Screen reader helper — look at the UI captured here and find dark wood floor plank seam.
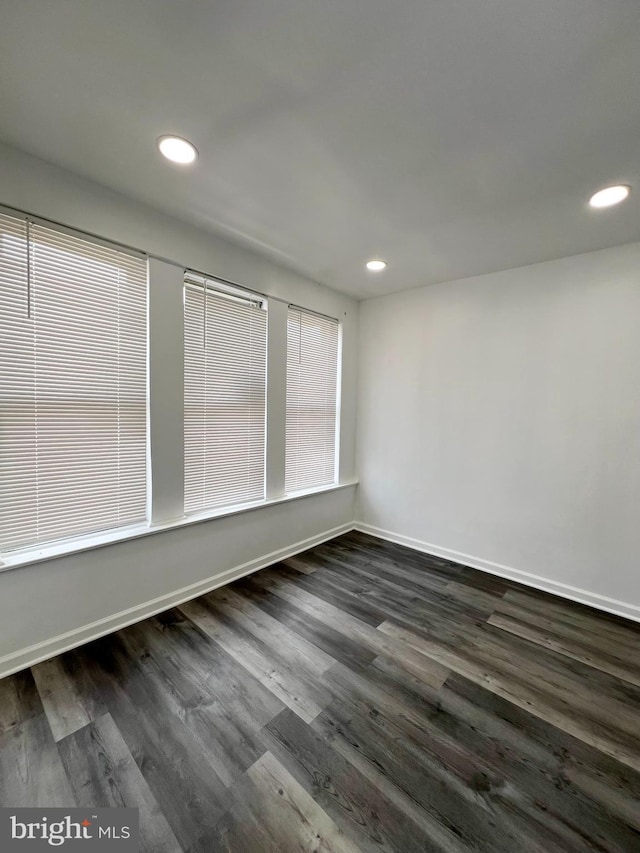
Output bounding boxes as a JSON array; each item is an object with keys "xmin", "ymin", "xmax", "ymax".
[
  {"xmin": 199, "ymin": 584, "xmax": 337, "ymax": 676},
  {"xmin": 311, "ymin": 557, "xmax": 497, "ymax": 627},
  {"xmin": 0, "ymin": 713, "xmax": 76, "ymax": 808},
  {"xmin": 57, "ymin": 712, "xmax": 182, "ymax": 853},
  {"xmin": 239, "ymin": 577, "xmax": 379, "ymax": 672},
  {"xmin": 261, "ymin": 707, "xmax": 453, "ymax": 853},
  {"xmin": 0, "ymin": 668, "xmax": 46, "ymax": 737},
  {"xmin": 72, "ymin": 636, "xmax": 232, "ymax": 850},
  {"xmin": 32, "ymin": 656, "xmax": 103, "ymax": 742},
  {"xmin": 249, "ymin": 569, "xmax": 450, "ymax": 688},
  {"xmin": 179, "ymin": 597, "xmax": 334, "ymax": 723},
  {"xmin": 378, "ymin": 618, "xmax": 640, "ymax": 772},
  {"xmin": 488, "ymin": 610, "xmax": 640, "ymax": 688},
  {"xmin": 319, "ymin": 658, "xmax": 640, "ymax": 851}
]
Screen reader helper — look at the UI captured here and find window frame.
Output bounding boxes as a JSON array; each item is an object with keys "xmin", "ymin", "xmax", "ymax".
[{"xmin": 0, "ymin": 206, "xmax": 351, "ymax": 570}]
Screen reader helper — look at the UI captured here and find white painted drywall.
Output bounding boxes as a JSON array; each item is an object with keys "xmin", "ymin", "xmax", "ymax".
[
  {"xmin": 357, "ymin": 242, "xmax": 640, "ymax": 612},
  {"xmin": 148, "ymin": 258, "xmax": 185, "ymax": 522},
  {"xmin": 265, "ymin": 300, "xmax": 289, "ymax": 499},
  {"xmin": 0, "ymin": 142, "xmax": 358, "ymax": 665}
]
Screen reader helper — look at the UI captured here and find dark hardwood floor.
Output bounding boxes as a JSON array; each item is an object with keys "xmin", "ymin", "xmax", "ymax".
[{"xmin": 1, "ymin": 531, "xmax": 639, "ymax": 851}]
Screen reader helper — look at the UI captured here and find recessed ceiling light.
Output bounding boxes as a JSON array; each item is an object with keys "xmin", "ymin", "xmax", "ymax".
[
  {"xmin": 366, "ymin": 259, "xmax": 387, "ymax": 272},
  {"xmin": 588, "ymin": 184, "xmax": 630, "ymax": 209},
  {"xmin": 157, "ymin": 135, "xmax": 198, "ymax": 165}
]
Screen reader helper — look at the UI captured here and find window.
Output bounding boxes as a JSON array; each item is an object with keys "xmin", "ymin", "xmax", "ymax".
[
  {"xmin": 0, "ymin": 206, "xmax": 346, "ymax": 565},
  {"xmin": 285, "ymin": 307, "xmax": 339, "ymax": 492},
  {"xmin": 0, "ymin": 213, "xmax": 147, "ymax": 553},
  {"xmin": 184, "ymin": 275, "xmax": 267, "ymax": 513}
]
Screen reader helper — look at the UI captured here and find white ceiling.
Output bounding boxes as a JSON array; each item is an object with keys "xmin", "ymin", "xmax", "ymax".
[{"xmin": 1, "ymin": 0, "xmax": 639, "ymax": 299}]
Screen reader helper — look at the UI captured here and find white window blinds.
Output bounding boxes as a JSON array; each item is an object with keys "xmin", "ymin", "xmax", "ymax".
[
  {"xmin": 184, "ymin": 276, "xmax": 267, "ymax": 513},
  {"xmin": 0, "ymin": 213, "xmax": 147, "ymax": 554},
  {"xmin": 285, "ymin": 307, "xmax": 339, "ymax": 493}
]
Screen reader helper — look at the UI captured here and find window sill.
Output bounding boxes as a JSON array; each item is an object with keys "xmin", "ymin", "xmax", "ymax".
[{"xmin": 0, "ymin": 480, "xmax": 359, "ymax": 574}]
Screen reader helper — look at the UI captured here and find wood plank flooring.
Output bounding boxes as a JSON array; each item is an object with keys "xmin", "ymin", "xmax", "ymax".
[{"xmin": 1, "ymin": 530, "xmax": 639, "ymax": 851}]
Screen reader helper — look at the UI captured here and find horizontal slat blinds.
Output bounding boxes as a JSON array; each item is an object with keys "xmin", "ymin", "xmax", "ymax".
[
  {"xmin": 0, "ymin": 213, "xmax": 147, "ymax": 553},
  {"xmin": 285, "ymin": 307, "xmax": 339, "ymax": 493},
  {"xmin": 184, "ymin": 278, "xmax": 267, "ymax": 513}
]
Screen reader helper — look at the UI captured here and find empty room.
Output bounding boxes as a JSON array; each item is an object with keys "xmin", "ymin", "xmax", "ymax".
[{"xmin": 0, "ymin": 1, "xmax": 639, "ymax": 851}]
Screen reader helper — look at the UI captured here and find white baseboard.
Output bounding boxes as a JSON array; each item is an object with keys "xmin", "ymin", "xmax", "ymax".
[
  {"xmin": 0, "ymin": 522, "xmax": 355, "ymax": 679},
  {"xmin": 354, "ymin": 522, "xmax": 640, "ymax": 624}
]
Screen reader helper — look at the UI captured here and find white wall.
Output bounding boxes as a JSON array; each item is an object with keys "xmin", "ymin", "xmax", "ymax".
[
  {"xmin": 0, "ymin": 142, "xmax": 358, "ymax": 671},
  {"xmin": 357, "ymin": 242, "xmax": 640, "ymax": 619}
]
